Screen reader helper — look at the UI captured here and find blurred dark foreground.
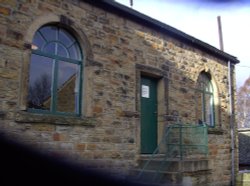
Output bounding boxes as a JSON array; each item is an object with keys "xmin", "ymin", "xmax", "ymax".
[{"xmin": 0, "ymin": 134, "xmax": 143, "ymax": 186}]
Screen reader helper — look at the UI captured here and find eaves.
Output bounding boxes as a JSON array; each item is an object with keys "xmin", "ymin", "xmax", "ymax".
[{"xmin": 82, "ymin": 0, "xmax": 240, "ymax": 64}]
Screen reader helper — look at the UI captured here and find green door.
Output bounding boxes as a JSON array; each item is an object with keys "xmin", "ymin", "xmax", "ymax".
[{"xmin": 141, "ymin": 76, "xmax": 157, "ymax": 154}]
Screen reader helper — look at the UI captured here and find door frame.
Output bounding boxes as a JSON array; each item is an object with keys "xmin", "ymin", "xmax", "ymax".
[
  {"xmin": 136, "ymin": 66, "xmax": 168, "ymax": 155},
  {"xmin": 140, "ymin": 76, "xmax": 158, "ymax": 154}
]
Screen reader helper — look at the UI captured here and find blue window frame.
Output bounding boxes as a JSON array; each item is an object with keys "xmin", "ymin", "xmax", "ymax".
[{"xmin": 28, "ymin": 25, "xmax": 83, "ymax": 116}]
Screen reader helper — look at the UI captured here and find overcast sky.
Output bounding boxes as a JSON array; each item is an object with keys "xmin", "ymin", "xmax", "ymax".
[{"xmin": 116, "ymin": 0, "xmax": 250, "ymax": 88}]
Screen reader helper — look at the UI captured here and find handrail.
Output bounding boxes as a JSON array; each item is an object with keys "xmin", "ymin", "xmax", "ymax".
[
  {"xmin": 136, "ymin": 124, "xmax": 174, "ymax": 179},
  {"xmin": 136, "ymin": 123, "xmax": 208, "ymax": 184},
  {"xmin": 166, "ymin": 124, "xmax": 208, "ymax": 160}
]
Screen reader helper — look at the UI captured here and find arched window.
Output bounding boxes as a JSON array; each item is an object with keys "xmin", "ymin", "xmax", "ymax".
[
  {"xmin": 196, "ymin": 72, "xmax": 215, "ymax": 127},
  {"xmin": 27, "ymin": 25, "xmax": 83, "ymax": 116}
]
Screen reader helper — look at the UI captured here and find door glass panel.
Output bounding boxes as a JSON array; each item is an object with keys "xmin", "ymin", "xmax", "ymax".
[
  {"xmin": 56, "ymin": 61, "xmax": 79, "ymax": 113},
  {"xmin": 28, "ymin": 54, "xmax": 53, "ymax": 110}
]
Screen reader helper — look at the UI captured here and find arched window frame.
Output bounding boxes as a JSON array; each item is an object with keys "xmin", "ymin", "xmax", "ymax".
[
  {"xmin": 196, "ymin": 72, "xmax": 215, "ymax": 127},
  {"xmin": 27, "ymin": 25, "xmax": 83, "ymax": 116}
]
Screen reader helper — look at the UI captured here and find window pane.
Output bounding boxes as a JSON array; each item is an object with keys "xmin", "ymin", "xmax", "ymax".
[
  {"xmin": 196, "ymin": 91, "xmax": 203, "ymax": 124},
  {"xmin": 59, "ymin": 29, "xmax": 75, "ymax": 47},
  {"xmin": 44, "ymin": 42, "xmax": 56, "ymax": 55},
  {"xmin": 29, "ymin": 26, "xmax": 82, "ymax": 115},
  {"xmin": 196, "ymin": 72, "xmax": 215, "ymax": 127},
  {"xmin": 33, "ymin": 32, "xmax": 45, "ymax": 50},
  {"xmin": 40, "ymin": 26, "xmax": 57, "ymax": 42},
  {"xmin": 69, "ymin": 43, "xmax": 81, "ymax": 60},
  {"xmin": 205, "ymin": 83, "xmax": 211, "ymax": 92},
  {"xmin": 56, "ymin": 61, "xmax": 80, "ymax": 113},
  {"xmin": 57, "ymin": 43, "xmax": 69, "ymax": 58},
  {"xmin": 28, "ymin": 54, "xmax": 53, "ymax": 110},
  {"xmin": 205, "ymin": 94, "xmax": 213, "ymax": 126}
]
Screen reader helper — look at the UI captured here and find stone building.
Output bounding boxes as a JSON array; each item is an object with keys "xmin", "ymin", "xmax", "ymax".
[{"xmin": 0, "ymin": 0, "xmax": 239, "ymax": 185}]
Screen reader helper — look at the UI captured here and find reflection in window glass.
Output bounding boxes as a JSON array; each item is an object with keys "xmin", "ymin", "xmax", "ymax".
[
  {"xmin": 57, "ymin": 61, "xmax": 79, "ymax": 113},
  {"xmin": 33, "ymin": 32, "xmax": 45, "ymax": 50},
  {"xmin": 29, "ymin": 25, "xmax": 82, "ymax": 115},
  {"xmin": 40, "ymin": 26, "xmax": 57, "ymax": 42},
  {"xmin": 196, "ymin": 92, "xmax": 203, "ymax": 124},
  {"xmin": 205, "ymin": 94, "xmax": 211, "ymax": 124},
  {"xmin": 69, "ymin": 43, "xmax": 81, "ymax": 60},
  {"xmin": 43, "ymin": 42, "xmax": 56, "ymax": 55},
  {"xmin": 28, "ymin": 54, "xmax": 53, "ymax": 110},
  {"xmin": 196, "ymin": 73, "xmax": 215, "ymax": 127},
  {"xmin": 59, "ymin": 29, "xmax": 75, "ymax": 47},
  {"xmin": 57, "ymin": 44, "xmax": 69, "ymax": 58}
]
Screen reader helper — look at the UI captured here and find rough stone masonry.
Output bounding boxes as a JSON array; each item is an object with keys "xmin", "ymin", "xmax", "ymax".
[{"xmin": 0, "ymin": 0, "xmax": 239, "ymax": 185}]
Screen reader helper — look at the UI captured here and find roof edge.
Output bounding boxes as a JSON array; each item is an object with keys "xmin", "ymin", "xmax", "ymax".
[{"xmin": 82, "ymin": 0, "xmax": 240, "ymax": 64}]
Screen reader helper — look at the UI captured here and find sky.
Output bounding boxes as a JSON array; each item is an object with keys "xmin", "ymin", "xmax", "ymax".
[{"xmin": 115, "ymin": 0, "xmax": 250, "ymax": 88}]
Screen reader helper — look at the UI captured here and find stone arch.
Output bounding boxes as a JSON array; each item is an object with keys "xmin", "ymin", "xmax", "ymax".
[
  {"xmin": 20, "ymin": 14, "xmax": 94, "ymax": 116},
  {"xmin": 195, "ymin": 69, "xmax": 221, "ymax": 127},
  {"xmin": 24, "ymin": 14, "xmax": 93, "ymax": 61}
]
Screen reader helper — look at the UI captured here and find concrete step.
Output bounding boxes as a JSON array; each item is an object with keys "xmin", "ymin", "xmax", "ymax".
[
  {"xmin": 138, "ymin": 158, "xmax": 210, "ymax": 172},
  {"xmin": 128, "ymin": 168, "xmax": 182, "ymax": 185},
  {"xmin": 126, "ymin": 157, "xmax": 211, "ymax": 185}
]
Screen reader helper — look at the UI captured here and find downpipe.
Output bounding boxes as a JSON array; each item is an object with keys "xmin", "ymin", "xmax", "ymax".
[{"xmin": 228, "ymin": 61, "xmax": 235, "ymax": 186}]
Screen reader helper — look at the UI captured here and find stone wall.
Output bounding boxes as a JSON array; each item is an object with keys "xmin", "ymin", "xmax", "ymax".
[{"xmin": 0, "ymin": 0, "xmax": 238, "ymax": 185}]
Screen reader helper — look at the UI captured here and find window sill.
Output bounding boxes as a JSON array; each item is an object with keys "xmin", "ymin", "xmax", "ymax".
[
  {"xmin": 15, "ymin": 111, "xmax": 96, "ymax": 127},
  {"xmin": 208, "ymin": 127, "xmax": 224, "ymax": 135}
]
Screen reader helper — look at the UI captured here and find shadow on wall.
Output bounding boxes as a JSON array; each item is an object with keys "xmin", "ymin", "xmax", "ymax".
[{"xmin": 0, "ymin": 134, "xmax": 145, "ymax": 186}]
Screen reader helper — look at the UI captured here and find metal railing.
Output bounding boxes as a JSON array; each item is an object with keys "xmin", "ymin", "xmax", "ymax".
[
  {"xmin": 166, "ymin": 124, "xmax": 208, "ymax": 160},
  {"xmin": 136, "ymin": 123, "xmax": 208, "ymax": 184}
]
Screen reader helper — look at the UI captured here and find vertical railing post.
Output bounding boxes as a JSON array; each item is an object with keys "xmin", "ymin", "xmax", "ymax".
[
  {"xmin": 204, "ymin": 124, "xmax": 208, "ymax": 157},
  {"xmin": 179, "ymin": 125, "xmax": 183, "ymax": 160}
]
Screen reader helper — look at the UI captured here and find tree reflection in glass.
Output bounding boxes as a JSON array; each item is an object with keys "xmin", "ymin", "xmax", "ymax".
[
  {"xmin": 57, "ymin": 61, "xmax": 80, "ymax": 113},
  {"xmin": 28, "ymin": 25, "xmax": 82, "ymax": 115},
  {"xmin": 195, "ymin": 72, "xmax": 214, "ymax": 127},
  {"xmin": 28, "ymin": 55, "xmax": 52, "ymax": 110}
]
